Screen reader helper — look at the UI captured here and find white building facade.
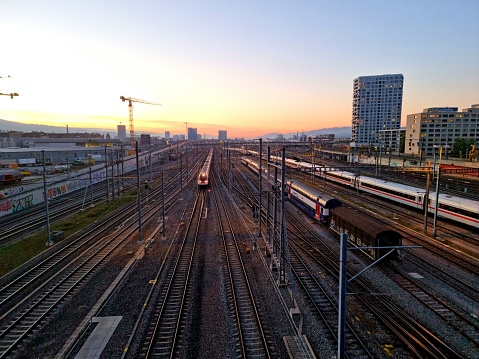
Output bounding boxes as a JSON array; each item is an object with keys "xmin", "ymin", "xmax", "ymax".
[{"xmin": 405, "ymin": 104, "xmax": 479, "ymax": 157}]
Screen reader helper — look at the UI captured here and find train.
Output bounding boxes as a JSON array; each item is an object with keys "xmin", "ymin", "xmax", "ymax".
[
  {"xmin": 318, "ymin": 170, "xmax": 479, "ymax": 228},
  {"xmin": 240, "ymin": 157, "xmax": 262, "ymax": 174},
  {"xmin": 243, "ymin": 150, "xmax": 479, "ymax": 229},
  {"xmin": 198, "ymin": 149, "xmax": 213, "ymax": 186},
  {"xmin": 0, "ymin": 169, "xmax": 23, "ymax": 185},
  {"xmin": 240, "ymin": 157, "xmax": 401, "ymax": 261},
  {"xmin": 285, "ymin": 179, "xmax": 342, "ymax": 224},
  {"xmin": 329, "ymin": 205, "xmax": 403, "ymax": 261}
]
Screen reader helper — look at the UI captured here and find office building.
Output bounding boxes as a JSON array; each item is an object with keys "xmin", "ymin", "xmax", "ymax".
[
  {"xmin": 351, "ymin": 74, "xmax": 404, "ymax": 149},
  {"xmin": 379, "ymin": 129, "xmax": 405, "ymax": 155},
  {"xmin": 218, "ymin": 130, "xmax": 227, "ymax": 140},
  {"xmin": 188, "ymin": 128, "xmax": 198, "ymax": 141},
  {"xmin": 165, "ymin": 131, "xmax": 170, "ymax": 140},
  {"xmin": 117, "ymin": 124, "xmax": 127, "ymax": 142},
  {"xmin": 404, "ymin": 104, "xmax": 479, "ymax": 157}
]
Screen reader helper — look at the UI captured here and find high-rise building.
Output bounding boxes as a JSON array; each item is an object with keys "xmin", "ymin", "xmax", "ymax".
[
  {"xmin": 218, "ymin": 130, "xmax": 227, "ymax": 140},
  {"xmin": 117, "ymin": 124, "xmax": 127, "ymax": 142},
  {"xmin": 165, "ymin": 131, "xmax": 170, "ymax": 140},
  {"xmin": 188, "ymin": 128, "xmax": 198, "ymax": 141},
  {"xmin": 351, "ymin": 74, "xmax": 404, "ymax": 149}
]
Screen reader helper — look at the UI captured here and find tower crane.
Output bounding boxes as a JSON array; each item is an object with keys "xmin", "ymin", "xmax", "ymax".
[
  {"xmin": 0, "ymin": 75, "xmax": 18, "ymax": 98},
  {"xmin": 120, "ymin": 96, "xmax": 161, "ymax": 147}
]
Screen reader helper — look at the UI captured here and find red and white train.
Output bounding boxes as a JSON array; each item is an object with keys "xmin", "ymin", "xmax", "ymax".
[
  {"xmin": 198, "ymin": 149, "xmax": 213, "ymax": 186},
  {"xmin": 243, "ymin": 150, "xmax": 479, "ymax": 228}
]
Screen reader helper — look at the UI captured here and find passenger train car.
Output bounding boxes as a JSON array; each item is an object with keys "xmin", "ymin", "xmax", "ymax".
[
  {"xmin": 248, "ymin": 151, "xmax": 479, "ymax": 229},
  {"xmin": 241, "ymin": 157, "xmax": 261, "ymax": 174},
  {"xmin": 317, "ymin": 170, "xmax": 479, "ymax": 228},
  {"xmin": 240, "ymin": 155, "xmax": 401, "ymax": 261},
  {"xmin": 198, "ymin": 149, "xmax": 213, "ymax": 186},
  {"xmin": 285, "ymin": 179, "xmax": 342, "ymax": 224}
]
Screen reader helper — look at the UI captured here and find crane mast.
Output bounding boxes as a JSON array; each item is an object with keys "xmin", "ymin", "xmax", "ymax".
[{"xmin": 120, "ymin": 96, "xmax": 161, "ymax": 148}]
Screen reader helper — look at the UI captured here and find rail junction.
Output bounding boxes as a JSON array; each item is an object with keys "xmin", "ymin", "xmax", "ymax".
[{"xmin": 0, "ymin": 143, "xmax": 478, "ymax": 359}]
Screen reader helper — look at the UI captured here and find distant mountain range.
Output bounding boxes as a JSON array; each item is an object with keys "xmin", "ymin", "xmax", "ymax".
[
  {"xmin": 0, "ymin": 118, "xmax": 352, "ymax": 139},
  {"xmin": 258, "ymin": 127, "xmax": 351, "ymax": 140},
  {"xmin": 0, "ymin": 119, "xmax": 113, "ymax": 136}
]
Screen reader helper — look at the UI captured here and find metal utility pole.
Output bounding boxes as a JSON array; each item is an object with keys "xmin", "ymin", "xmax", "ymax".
[
  {"xmin": 258, "ymin": 138, "xmax": 262, "ymax": 238},
  {"xmin": 148, "ymin": 143, "xmax": 152, "ymax": 205},
  {"xmin": 111, "ymin": 149, "xmax": 116, "ymax": 200},
  {"xmin": 89, "ymin": 166, "xmax": 94, "ymax": 206},
  {"xmin": 104, "ymin": 146, "xmax": 110, "ymax": 202},
  {"xmin": 42, "ymin": 150, "xmax": 52, "ymax": 246},
  {"xmin": 162, "ymin": 170, "xmax": 166, "ymax": 239},
  {"xmin": 116, "ymin": 149, "xmax": 121, "ymax": 197},
  {"xmin": 273, "ymin": 165, "xmax": 278, "ymax": 257},
  {"xmin": 338, "ymin": 233, "xmax": 347, "ymax": 359},
  {"xmin": 279, "ymin": 148, "xmax": 288, "ymax": 285},
  {"xmin": 432, "ymin": 167, "xmax": 441, "ymax": 237},
  {"xmin": 180, "ymin": 147, "xmax": 183, "ymax": 192},
  {"xmin": 135, "ymin": 141, "xmax": 143, "ymax": 243},
  {"xmin": 311, "ymin": 144, "xmax": 315, "ymax": 183},
  {"xmin": 424, "ymin": 172, "xmax": 431, "ymax": 233}
]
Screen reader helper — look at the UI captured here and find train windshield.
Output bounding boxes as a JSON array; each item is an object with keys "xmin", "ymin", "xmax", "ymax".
[{"xmin": 199, "ymin": 173, "xmax": 207, "ymax": 180}]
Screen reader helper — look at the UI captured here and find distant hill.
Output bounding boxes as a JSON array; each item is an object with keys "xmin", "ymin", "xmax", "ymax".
[
  {"xmin": 0, "ymin": 119, "xmax": 63, "ymax": 133},
  {"xmin": 258, "ymin": 126, "xmax": 351, "ymax": 140},
  {"xmin": 0, "ymin": 118, "xmax": 352, "ymax": 140},
  {"xmin": 0, "ymin": 118, "xmax": 112, "ymax": 136}
]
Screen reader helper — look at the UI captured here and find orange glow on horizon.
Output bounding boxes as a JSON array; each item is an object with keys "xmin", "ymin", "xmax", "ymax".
[{"xmin": 1, "ymin": 108, "xmax": 350, "ymax": 139}]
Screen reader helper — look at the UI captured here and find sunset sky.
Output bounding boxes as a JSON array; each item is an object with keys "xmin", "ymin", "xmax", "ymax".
[{"xmin": 1, "ymin": 1, "xmax": 478, "ymax": 138}]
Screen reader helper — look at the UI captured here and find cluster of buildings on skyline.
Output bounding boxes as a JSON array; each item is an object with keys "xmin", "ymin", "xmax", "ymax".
[
  {"xmin": 1, "ymin": 73, "xmax": 477, "ymax": 160},
  {"xmin": 350, "ymin": 73, "xmax": 478, "ymax": 158},
  {"xmin": 116, "ymin": 125, "xmax": 228, "ymax": 143}
]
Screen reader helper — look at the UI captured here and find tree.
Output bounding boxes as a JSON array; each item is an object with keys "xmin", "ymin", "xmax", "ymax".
[{"xmin": 452, "ymin": 138, "xmax": 475, "ymax": 158}]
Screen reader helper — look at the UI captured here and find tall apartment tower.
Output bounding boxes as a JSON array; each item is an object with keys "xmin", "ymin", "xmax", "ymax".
[
  {"xmin": 188, "ymin": 127, "xmax": 198, "ymax": 141},
  {"xmin": 351, "ymin": 74, "xmax": 404, "ymax": 149},
  {"xmin": 117, "ymin": 124, "xmax": 127, "ymax": 142},
  {"xmin": 218, "ymin": 130, "xmax": 227, "ymax": 140}
]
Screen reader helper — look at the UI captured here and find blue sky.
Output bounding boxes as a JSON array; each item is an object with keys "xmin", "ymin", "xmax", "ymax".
[{"xmin": 1, "ymin": 0, "xmax": 478, "ymax": 138}]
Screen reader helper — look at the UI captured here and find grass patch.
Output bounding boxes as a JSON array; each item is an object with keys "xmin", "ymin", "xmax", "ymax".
[{"xmin": 0, "ymin": 191, "xmax": 136, "ymax": 278}]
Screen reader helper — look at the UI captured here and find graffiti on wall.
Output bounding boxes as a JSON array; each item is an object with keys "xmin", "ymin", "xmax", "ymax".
[
  {"xmin": 0, "ymin": 193, "xmax": 35, "ymax": 214},
  {"xmin": 47, "ymin": 179, "xmax": 90, "ymax": 199}
]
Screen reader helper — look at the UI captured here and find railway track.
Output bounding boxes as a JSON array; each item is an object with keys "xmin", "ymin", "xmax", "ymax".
[
  {"xmin": 286, "ymin": 207, "xmax": 465, "ymax": 358},
  {"xmin": 381, "ymin": 265, "xmax": 479, "ymax": 346},
  {"xmin": 212, "ymin": 174, "xmax": 271, "ymax": 358},
  {"xmin": 0, "ymin": 160, "xmax": 202, "ymax": 358},
  {"xmin": 296, "ymin": 173, "xmax": 479, "ymax": 300},
  {"xmin": 140, "ymin": 191, "xmax": 204, "ymax": 358},
  {"xmin": 0, "ymin": 211, "xmax": 138, "ymax": 358},
  {"xmin": 0, "ymin": 162, "xmax": 184, "ymax": 246},
  {"xmin": 235, "ymin": 160, "xmax": 468, "ymax": 357}
]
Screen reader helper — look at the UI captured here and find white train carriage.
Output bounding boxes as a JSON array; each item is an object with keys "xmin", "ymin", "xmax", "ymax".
[
  {"xmin": 357, "ymin": 176, "xmax": 425, "ymax": 208},
  {"xmin": 297, "ymin": 161, "xmax": 324, "ymax": 173},
  {"xmin": 198, "ymin": 149, "xmax": 213, "ymax": 186},
  {"xmin": 241, "ymin": 157, "xmax": 261, "ymax": 174},
  {"xmin": 428, "ymin": 193, "xmax": 479, "ymax": 228},
  {"xmin": 316, "ymin": 169, "xmax": 479, "ymax": 228}
]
